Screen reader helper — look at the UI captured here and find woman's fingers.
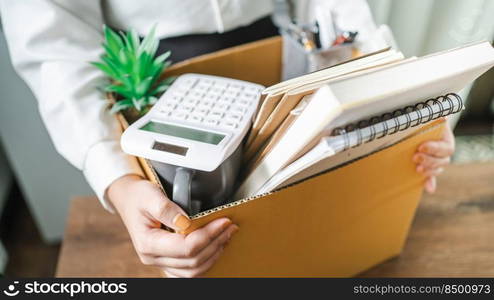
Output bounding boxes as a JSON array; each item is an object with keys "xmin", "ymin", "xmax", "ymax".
[
  {"xmin": 163, "ymin": 247, "xmax": 225, "ymax": 278},
  {"xmin": 421, "ymin": 167, "xmax": 444, "ymax": 178},
  {"xmin": 417, "ymin": 124, "xmax": 455, "ymax": 159},
  {"xmin": 418, "ymin": 140, "xmax": 454, "ymax": 158},
  {"xmin": 424, "ymin": 176, "xmax": 437, "ymax": 194},
  {"xmin": 414, "ymin": 153, "xmax": 450, "ymax": 171},
  {"xmin": 146, "ymin": 191, "xmax": 191, "ymax": 232},
  {"xmin": 141, "ymin": 228, "xmax": 187, "ymax": 258},
  {"xmin": 183, "ymin": 218, "xmax": 233, "ymax": 257},
  {"xmin": 163, "ymin": 270, "xmax": 179, "ymax": 278},
  {"xmin": 153, "ymin": 224, "xmax": 238, "ymax": 269},
  {"xmin": 141, "ymin": 217, "xmax": 233, "ymax": 259}
]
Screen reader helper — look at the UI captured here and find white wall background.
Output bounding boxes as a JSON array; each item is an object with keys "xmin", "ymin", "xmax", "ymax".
[
  {"xmin": 367, "ymin": 0, "xmax": 494, "ymax": 127},
  {"xmin": 368, "ymin": 0, "xmax": 494, "ymax": 56}
]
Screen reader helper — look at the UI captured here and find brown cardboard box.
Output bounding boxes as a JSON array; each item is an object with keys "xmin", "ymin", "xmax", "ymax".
[{"xmin": 114, "ymin": 36, "xmax": 445, "ymax": 277}]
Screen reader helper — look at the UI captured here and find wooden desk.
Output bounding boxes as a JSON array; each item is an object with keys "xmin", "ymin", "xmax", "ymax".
[{"xmin": 56, "ymin": 162, "xmax": 494, "ymax": 277}]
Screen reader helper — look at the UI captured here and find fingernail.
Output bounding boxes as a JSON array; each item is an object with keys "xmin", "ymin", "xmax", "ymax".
[
  {"xmin": 431, "ymin": 178, "xmax": 437, "ymax": 191},
  {"xmin": 413, "ymin": 154, "xmax": 422, "ymax": 163},
  {"xmin": 420, "ymin": 145, "xmax": 429, "ymax": 153},
  {"xmin": 173, "ymin": 214, "xmax": 191, "ymax": 231},
  {"xmin": 222, "ymin": 219, "xmax": 233, "ymax": 229},
  {"xmin": 417, "ymin": 165, "xmax": 424, "ymax": 173},
  {"xmin": 228, "ymin": 225, "xmax": 239, "ymax": 239},
  {"xmin": 426, "ymin": 181, "xmax": 436, "ymax": 193}
]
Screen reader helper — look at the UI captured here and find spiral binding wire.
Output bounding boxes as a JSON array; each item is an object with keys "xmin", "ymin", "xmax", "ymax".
[{"xmin": 332, "ymin": 93, "xmax": 463, "ymax": 151}]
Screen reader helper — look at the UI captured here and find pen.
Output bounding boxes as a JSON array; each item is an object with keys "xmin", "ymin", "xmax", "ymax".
[
  {"xmin": 332, "ymin": 31, "xmax": 358, "ymax": 46},
  {"xmin": 287, "ymin": 22, "xmax": 316, "ymax": 52},
  {"xmin": 314, "ymin": 21, "xmax": 322, "ymax": 49}
]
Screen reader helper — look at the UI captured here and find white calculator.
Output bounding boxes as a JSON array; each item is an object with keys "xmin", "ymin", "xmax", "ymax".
[{"xmin": 121, "ymin": 73, "xmax": 264, "ymax": 171}]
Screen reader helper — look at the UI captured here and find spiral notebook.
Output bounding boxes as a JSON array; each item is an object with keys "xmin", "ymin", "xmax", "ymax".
[{"xmin": 256, "ymin": 93, "xmax": 463, "ymax": 195}]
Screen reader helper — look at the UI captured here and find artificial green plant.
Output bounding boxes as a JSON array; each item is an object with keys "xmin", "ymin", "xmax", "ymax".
[{"xmin": 92, "ymin": 25, "xmax": 174, "ymax": 115}]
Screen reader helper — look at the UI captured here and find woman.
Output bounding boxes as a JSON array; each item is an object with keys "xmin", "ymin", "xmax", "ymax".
[{"xmin": 0, "ymin": 0, "xmax": 454, "ymax": 277}]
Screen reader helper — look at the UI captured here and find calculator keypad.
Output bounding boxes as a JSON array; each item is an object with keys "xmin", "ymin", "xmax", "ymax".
[{"xmin": 157, "ymin": 76, "xmax": 262, "ymax": 131}]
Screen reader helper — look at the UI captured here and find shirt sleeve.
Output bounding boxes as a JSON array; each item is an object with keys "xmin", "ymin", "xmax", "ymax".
[{"xmin": 0, "ymin": 0, "xmax": 145, "ymax": 212}]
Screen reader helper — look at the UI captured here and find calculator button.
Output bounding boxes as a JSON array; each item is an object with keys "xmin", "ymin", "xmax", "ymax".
[
  {"xmin": 237, "ymin": 99, "xmax": 251, "ymax": 106},
  {"xmin": 210, "ymin": 86, "xmax": 225, "ymax": 94},
  {"xmin": 214, "ymin": 103, "xmax": 230, "ymax": 111},
  {"xmin": 190, "ymin": 91, "xmax": 204, "ymax": 98},
  {"xmin": 158, "ymin": 109, "xmax": 172, "ymax": 116},
  {"xmin": 161, "ymin": 102, "xmax": 177, "ymax": 109},
  {"xmin": 209, "ymin": 111, "xmax": 224, "ymax": 118},
  {"xmin": 188, "ymin": 95, "xmax": 202, "ymax": 103},
  {"xmin": 226, "ymin": 113, "xmax": 243, "ymax": 122},
  {"xmin": 224, "ymin": 89, "xmax": 238, "ymax": 97},
  {"xmin": 230, "ymin": 105, "xmax": 247, "ymax": 113},
  {"xmin": 198, "ymin": 101, "xmax": 213, "ymax": 108},
  {"xmin": 219, "ymin": 120, "xmax": 238, "ymax": 130},
  {"xmin": 176, "ymin": 105, "xmax": 194, "ymax": 113},
  {"xmin": 170, "ymin": 95, "xmax": 183, "ymax": 103},
  {"xmin": 181, "ymin": 77, "xmax": 197, "ymax": 87},
  {"xmin": 218, "ymin": 97, "xmax": 235, "ymax": 105},
  {"xmin": 195, "ymin": 84, "xmax": 210, "ymax": 92},
  {"xmin": 175, "ymin": 86, "xmax": 190, "ymax": 94},
  {"xmin": 194, "ymin": 108, "xmax": 209, "ymax": 116},
  {"xmin": 208, "ymin": 88, "xmax": 223, "ymax": 97},
  {"xmin": 214, "ymin": 82, "xmax": 228, "ymax": 89},
  {"xmin": 241, "ymin": 92, "xmax": 257, "ymax": 100},
  {"xmin": 203, "ymin": 117, "xmax": 219, "ymax": 126},
  {"xmin": 228, "ymin": 86, "xmax": 242, "ymax": 93},
  {"xmin": 245, "ymin": 86, "xmax": 257, "ymax": 92},
  {"xmin": 171, "ymin": 112, "xmax": 188, "ymax": 121},
  {"xmin": 204, "ymin": 93, "xmax": 219, "ymax": 102},
  {"xmin": 183, "ymin": 98, "xmax": 198, "ymax": 105},
  {"xmin": 189, "ymin": 115, "xmax": 203, "ymax": 123},
  {"xmin": 200, "ymin": 78, "xmax": 213, "ymax": 85},
  {"xmin": 172, "ymin": 92, "xmax": 185, "ymax": 99}
]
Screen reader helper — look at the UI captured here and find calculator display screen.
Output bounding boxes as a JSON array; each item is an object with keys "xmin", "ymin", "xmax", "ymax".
[{"xmin": 140, "ymin": 121, "xmax": 225, "ymax": 145}]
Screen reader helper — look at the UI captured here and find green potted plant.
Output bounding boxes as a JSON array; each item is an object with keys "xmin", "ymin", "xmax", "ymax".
[{"xmin": 92, "ymin": 25, "xmax": 174, "ymax": 123}]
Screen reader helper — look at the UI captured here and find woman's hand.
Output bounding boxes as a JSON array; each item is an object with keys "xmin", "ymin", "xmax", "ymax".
[
  {"xmin": 107, "ymin": 174, "xmax": 238, "ymax": 277},
  {"xmin": 413, "ymin": 123, "xmax": 455, "ymax": 193}
]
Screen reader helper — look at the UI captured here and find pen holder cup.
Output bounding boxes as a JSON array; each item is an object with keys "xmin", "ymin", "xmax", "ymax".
[
  {"xmin": 281, "ymin": 31, "xmax": 355, "ymax": 80},
  {"xmin": 150, "ymin": 146, "xmax": 243, "ymax": 216}
]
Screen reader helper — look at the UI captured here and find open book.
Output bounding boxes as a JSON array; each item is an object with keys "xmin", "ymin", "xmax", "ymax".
[{"xmin": 235, "ymin": 41, "xmax": 494, "ymax": 200}]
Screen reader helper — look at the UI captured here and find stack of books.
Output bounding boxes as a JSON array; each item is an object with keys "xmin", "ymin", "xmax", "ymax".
[{"xmin": 235, "ymin": 41, "xmax": 494, "ymax": 200}]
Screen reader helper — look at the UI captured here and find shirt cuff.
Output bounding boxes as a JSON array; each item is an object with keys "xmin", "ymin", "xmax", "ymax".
[{"xmin": 83, "ymin": 140, "xmax": 145, "ymax": 213}]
